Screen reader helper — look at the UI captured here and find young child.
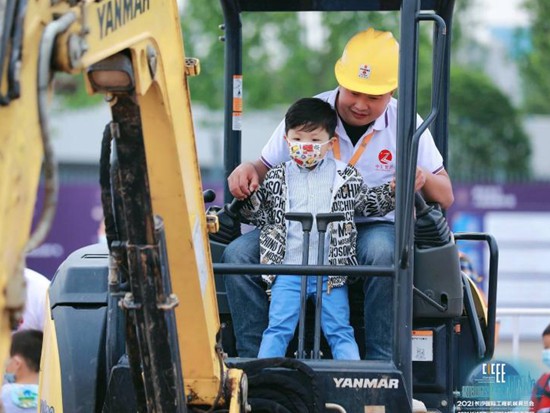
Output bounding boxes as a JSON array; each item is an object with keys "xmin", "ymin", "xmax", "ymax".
[
  {"xmin": 240, "ymin": 97, "xmax": 395, "ymax": 360},
  {"xmin": 2, "ymin": 329, "xmax": 43, "ymax": 412},
  {"xmin": 530, "ymin": 323, "xmax": 550, "ymax": 412}
]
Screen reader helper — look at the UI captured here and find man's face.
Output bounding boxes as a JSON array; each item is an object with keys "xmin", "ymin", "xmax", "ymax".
[{"xmin": 336, "ymin": 86, "xmax": 392, "ymax": 126}]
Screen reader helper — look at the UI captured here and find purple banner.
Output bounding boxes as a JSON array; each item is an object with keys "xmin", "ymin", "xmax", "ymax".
[
  {"xmin": 27, "ymin": 184, "xmax": 103, "ymax": 279},
  {"xmin": 450, "ymin": 183, "xmax": 550, "ymax": 213}
]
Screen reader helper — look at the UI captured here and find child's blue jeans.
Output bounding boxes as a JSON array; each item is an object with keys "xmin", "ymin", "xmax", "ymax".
[{"xmin": 257, "ymin": 275, "xmax": 360, "ymax": 360}]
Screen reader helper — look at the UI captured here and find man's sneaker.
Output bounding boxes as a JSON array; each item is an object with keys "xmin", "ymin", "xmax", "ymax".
[{"xmin": 412, "ymin": 398, "xmax": 427, "ymax": 413}]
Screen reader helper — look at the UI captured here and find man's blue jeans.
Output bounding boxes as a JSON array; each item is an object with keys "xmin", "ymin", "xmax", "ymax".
[{"xmin": 222, "ymin": 221, "xmax": 395, "ymax": 359}]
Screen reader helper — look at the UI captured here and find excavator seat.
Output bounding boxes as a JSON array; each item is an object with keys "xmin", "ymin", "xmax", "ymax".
[{"xmin": 211, "ymin": 233, "xmax": 465, "ymax": 360}]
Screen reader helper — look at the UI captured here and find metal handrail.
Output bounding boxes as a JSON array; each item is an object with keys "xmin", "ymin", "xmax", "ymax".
[
  {"xmin": 213, "ymin": 263, "xmax": 394, "ymax": 276},
  {"xmin": 495, "ymin": 307, "xmax": 550, "ymax": 359},
  {"xmin": 497, "ymin": 308, "xmax": 550, "ymax": 316}
]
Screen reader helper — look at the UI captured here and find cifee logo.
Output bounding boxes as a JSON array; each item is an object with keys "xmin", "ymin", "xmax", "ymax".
[
  {"xmin": 378, "ymin": 150, "xmax": 393, "ymax": 164},
  {"xmin": 482, "ymin": 362, "xmax": 506, "ymax": 383}
]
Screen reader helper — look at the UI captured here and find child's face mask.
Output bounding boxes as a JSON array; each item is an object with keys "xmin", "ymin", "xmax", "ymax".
[
  {"xmin": 287, "ymin": 140, "xmax": 332, "ymax": 168},
  {"xmin": 543, "ymin": 348, "xmax": 550, "ymax": 368},
  {"xmin": 285, "ymin": 126, "xmax": 334, "ymax": 168},
  {"xmin": 3, "ymin": 372, "xmax": 15, "ymax": 384}
]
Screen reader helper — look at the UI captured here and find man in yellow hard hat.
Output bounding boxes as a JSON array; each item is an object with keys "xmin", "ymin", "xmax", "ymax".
[{"xmin": 224, "ymin": 28, "xmax": 454, "ymax": 360}]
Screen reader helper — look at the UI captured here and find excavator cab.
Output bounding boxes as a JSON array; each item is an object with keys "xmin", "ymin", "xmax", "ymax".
[{"xmin": 209, "ymin": 0, "xmax": 500, "ymax": 412}]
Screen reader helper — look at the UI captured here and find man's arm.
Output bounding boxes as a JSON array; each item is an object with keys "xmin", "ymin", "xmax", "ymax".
[
  {"xmin": 227, "ymin": 159, "xmax": 269, "ymax": 200},
  {"xmin": 416, "ymin": 168, "xmax": 454, "ymax": 209}
]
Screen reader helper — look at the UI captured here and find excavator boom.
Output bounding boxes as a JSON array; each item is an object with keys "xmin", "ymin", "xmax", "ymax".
[{"xmin": 1, "ymin": 0, "xmax": 244, "ymax": 410}]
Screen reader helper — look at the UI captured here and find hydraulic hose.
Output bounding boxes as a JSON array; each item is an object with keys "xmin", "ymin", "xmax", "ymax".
[{"xmin": 26, "ymin": 12, "xmax": 76, "ymax": 252}]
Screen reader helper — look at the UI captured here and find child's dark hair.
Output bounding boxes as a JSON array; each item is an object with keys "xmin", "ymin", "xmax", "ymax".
[
  {"xmin": 543, "ymin": 323, "xmax": 550, "ymax": 337},
  {"xmin": 285, "ymin": 97, "xmax": 337, "ymax": 137},
  {"xmin": 10, "ymin": 329, "xmax": 43, "ymax": 372}
]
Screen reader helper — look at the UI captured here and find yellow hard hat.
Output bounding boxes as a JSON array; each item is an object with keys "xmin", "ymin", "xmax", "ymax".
[{"xmin": 334, "ymin": 28, "xmax": 399, "ymax": 95}]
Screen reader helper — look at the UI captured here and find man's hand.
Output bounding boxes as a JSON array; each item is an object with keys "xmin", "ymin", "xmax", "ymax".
[
  {"xmin": 228, "ymin": 161, "xmax": 261, "ymax": 199},
  {"xmin": 415, "ymin": 167, "xmax": 454, "ymax": 209},
  {"xmin": 414, "ymin": 167, "xmax": 427, "ymax": 192}
]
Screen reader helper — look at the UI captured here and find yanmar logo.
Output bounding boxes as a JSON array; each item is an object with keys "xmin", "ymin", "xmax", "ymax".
[
  {"xmin": 97, "ymin": 0, "xmax": 151, "ymax": 39},
  {"xmin": 333, "ymin": 377, "xmax": 399, "ymax": 389}
]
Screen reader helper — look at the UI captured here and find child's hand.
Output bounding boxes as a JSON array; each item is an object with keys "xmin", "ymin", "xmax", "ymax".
[{"xmin": 390, "ymin": 177, "xmax": 396, "ymax": 192}]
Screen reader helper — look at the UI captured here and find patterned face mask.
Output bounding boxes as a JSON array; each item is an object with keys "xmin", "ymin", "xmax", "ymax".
[
  {"xmin": 286, "ymin": 139, "xmax": 332, "ymax": 168},
  {"xmin": 3, "ymin": 372, "xmax": 15, "ymax": 384}
]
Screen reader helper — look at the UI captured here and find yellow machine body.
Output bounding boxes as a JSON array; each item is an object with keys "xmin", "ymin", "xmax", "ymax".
[{"xmin": 0, "ymin": 0, "xmax": 243, "ymax": 410}]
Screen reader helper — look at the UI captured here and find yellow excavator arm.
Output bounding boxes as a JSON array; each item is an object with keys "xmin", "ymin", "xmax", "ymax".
[{"xmin": 0, "ymin": 0, "xmax": 244, "ymax": 410}]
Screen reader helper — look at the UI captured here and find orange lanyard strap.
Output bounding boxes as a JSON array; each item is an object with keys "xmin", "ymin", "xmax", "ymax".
[{"xmin": 333, "ymin": 130, "xmax": 375, "ymax": 167}]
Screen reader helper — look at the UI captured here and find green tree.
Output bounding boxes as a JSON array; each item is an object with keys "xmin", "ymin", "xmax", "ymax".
[
  {"xmin": 416, "ymin": 1, "xmax": 531, "ymax": 181},
  {"xmin": 181, "ymin": 8, "xmax": 399, "ymax": 109},
  {"xmin": 517, "ymin": 0, "xmax": 550, "ymax": 114},
  {"xmin": 182, "ymin": 6, "xmax": 319, "ymax": 110},
  {"xmin": 180, "ymin": 1, "xmax": 225, "ymax": 109},
  {"xmin": 426, "ymin": 68, "xmax": 531, "ymax": 181},
  {"xmin": 240, "ymin": 12, "xmax": 315, "ymax": 109}
]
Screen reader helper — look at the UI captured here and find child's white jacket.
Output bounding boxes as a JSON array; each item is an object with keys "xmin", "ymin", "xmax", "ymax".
[{"xmin": 240, "ymin": 159, "xmax": 395, "ymax": 291}]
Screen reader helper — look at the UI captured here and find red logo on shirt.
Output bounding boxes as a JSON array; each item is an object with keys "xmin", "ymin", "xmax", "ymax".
[{"xmin": 378, "ymin": 150, "xmax": 393, "ymax": 164}]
